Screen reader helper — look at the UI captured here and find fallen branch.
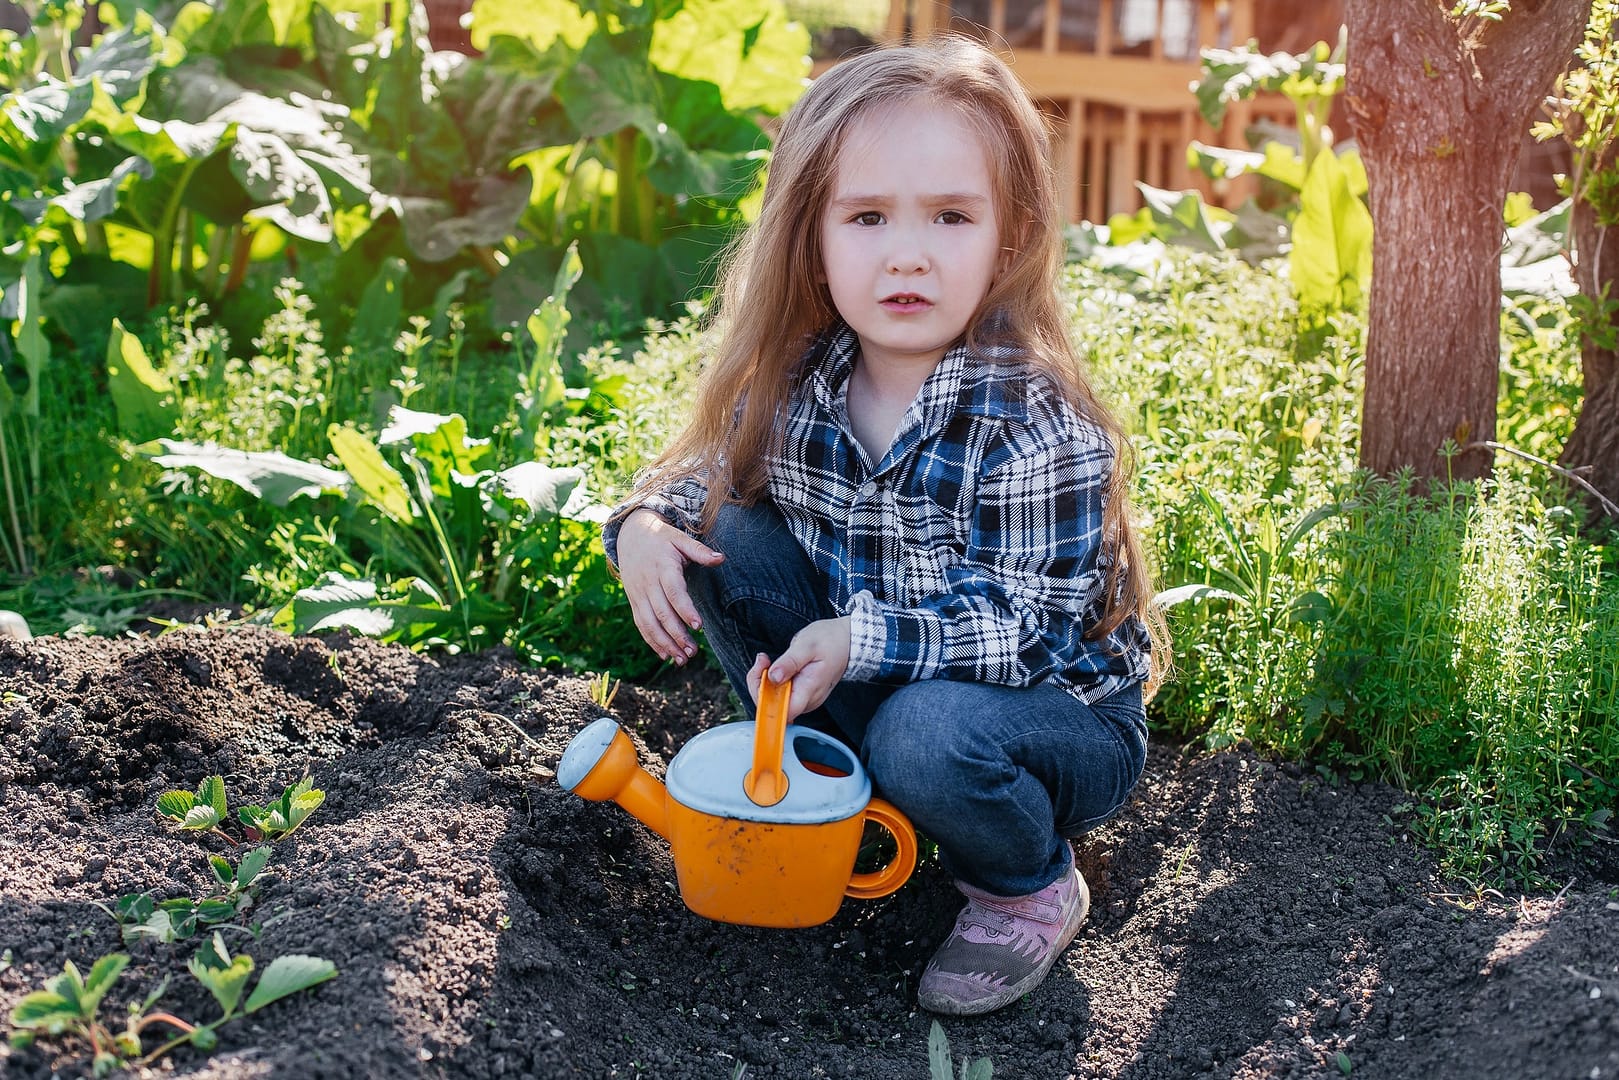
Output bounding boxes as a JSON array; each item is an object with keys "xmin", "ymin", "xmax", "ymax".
[{"xmin": 1459, "ymin": 441, "xmax": 1619, "ymax": 519}]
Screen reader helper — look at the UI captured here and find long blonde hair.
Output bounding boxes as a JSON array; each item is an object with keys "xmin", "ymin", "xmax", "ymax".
[{"xmin": 634, "ymin": 37, "xmax": 1162, "ymax": 659}]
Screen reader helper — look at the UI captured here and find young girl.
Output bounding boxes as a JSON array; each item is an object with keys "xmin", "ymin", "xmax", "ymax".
[{"xmin": 602, "ymin": 37, "xmax": 1161, "ymax": 1017}]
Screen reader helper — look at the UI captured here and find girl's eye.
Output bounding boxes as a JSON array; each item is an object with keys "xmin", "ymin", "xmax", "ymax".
[
  {"xmin": 937, "ymin": 210, "xmax": 970, "ymax": 225},
  {"xmin": 853, "ymin": 211, "xmax": 883, "ymax": 226}
]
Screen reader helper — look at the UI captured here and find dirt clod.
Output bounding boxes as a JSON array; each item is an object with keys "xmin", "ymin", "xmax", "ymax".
[{"xmin": 1, "ymin": 628, "xmax": 1616, "ymax": 1079}]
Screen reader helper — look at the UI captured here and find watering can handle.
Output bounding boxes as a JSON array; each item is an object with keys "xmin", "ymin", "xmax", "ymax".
[{"xmin": 744, "ymin": 676, "xmax": 791, "ymax": 807}]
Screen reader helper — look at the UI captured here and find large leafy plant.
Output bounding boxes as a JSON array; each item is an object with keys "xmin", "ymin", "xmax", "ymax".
[
  {"xmin": 129, "ymin": 254, "xmax": 619, "ymax": 664},
  {"xmin": 469, "ymin": 0, "xmax": 809, "ymax": 333},
  {"xmin": 1101, "ymin": 37, "xmax": 1371, "ymax": 322}
]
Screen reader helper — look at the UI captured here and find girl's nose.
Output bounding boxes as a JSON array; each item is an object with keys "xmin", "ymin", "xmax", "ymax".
[{"xmin": 886, "ymin": 246, "xmax": 929, "ymax": 274}]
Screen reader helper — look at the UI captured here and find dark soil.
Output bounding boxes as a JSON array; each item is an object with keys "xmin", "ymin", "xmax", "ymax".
[{"xmin": 1, "ymin": 628, "xmax": 1617, "ymax": 1079}]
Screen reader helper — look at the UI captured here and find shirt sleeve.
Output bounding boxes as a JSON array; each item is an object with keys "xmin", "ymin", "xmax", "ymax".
[
  {"xmin": 842, "ymin": 427, "xmax": 1113, "ymax": 687},
  {"xmin": 601, "ymin": 471, "xmax": 710, "ymax": 569}
]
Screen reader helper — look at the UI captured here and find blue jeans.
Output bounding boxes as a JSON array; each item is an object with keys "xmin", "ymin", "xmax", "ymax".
[{"xmin": 684, "ymin": 499, "xmax": 1149, "ymax": 897}]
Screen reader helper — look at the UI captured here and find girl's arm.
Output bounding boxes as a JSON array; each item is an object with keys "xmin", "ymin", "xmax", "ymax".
[{"xmin": 842, "ymin": 427, "xmax": 1141, "ymax": 691}]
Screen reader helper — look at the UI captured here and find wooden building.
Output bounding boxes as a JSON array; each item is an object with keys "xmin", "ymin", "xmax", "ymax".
[{"xmin": 871, "ymin": 0, "xmax": 1345, "ymax": 222}]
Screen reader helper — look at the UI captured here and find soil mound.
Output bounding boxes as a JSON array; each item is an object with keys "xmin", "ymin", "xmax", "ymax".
[{"xmin": 1, "ymin": 629, "xmax": 1615, "ymax": 1079}]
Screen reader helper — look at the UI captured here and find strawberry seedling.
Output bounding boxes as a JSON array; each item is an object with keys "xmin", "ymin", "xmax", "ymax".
[
  {"xmin": 157, "ymin": 776, "xmax": 324, "ymax": 844},
  {"xmin": 8, "ymin": 937, "xmax": 337, "ymax": 1074},
  {"xmin": 102, "ymin": 846, "xmax": 273, "ymax": 944},
  {"xmin": 155, "ymin": 776, "xmax": 236, "ymax": 846},
  {"xmin": 238, "ymin": 778, "xmax": 324, "ymax": 842}
]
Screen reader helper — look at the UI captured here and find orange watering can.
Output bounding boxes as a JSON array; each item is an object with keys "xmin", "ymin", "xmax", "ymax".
[{"xmin": 556, "ymin": 678, "xmax": 918, "ymax": 928}]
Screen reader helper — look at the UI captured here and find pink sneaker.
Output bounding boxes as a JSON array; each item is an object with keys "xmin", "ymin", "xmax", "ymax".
[{"xmin": 917, "ymin": 865, "xmax": 1090, "ymax": 1015}]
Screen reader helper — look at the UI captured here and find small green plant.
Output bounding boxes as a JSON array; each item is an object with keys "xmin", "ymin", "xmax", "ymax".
[
  {"xmin": 157, "ymin": 775, "xmax": 325, "ymax": 844},
  {"xmin": 8, "ymin": 937, "xmax": 337, "ymax": 1074},
  {"xmin": 589, "ymin": 670, "xmax": 621, "ymax": 710},
  {"xmin": 101, "ymin": 847, "xmax": 272, "ymax": 945},
  {"xmin": 236, "ymin": 779, "xmax": 325, "ymax": 843},
  {"xmin": 928, "ymin": 1021, "xmax": 992, "ymax": 1080}
]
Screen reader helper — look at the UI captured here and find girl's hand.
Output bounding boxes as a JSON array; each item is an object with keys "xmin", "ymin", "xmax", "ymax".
[
  {"xmin": 615, "ymin": 509, "xmax": 724, "ymax": 664},
  {"xmin": 746, "ymin": 617, "xmax": 852, "ymax": 721}
]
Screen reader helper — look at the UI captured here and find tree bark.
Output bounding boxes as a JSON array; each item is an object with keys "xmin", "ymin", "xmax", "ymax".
[
  {"xmin": 1557, "ymin": 135, "xmax": 1619, "ymax": 518},
  {"xmin": 1345, "ymin": 0, "xmax": 1586, "ymax": 482}
]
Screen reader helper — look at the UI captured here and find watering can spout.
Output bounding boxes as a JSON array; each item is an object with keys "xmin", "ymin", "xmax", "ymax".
[{"xmin": 556, "ymin": 718, "xmax": 671, "ymax": 841}]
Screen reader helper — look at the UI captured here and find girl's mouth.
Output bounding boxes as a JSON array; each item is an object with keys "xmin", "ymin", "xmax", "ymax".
[{"xmin": 881, "ymin": 294, "xmax": 931, "ymax": 311}]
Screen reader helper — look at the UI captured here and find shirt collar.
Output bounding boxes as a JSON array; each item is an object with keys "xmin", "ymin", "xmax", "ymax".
[{"xmin": 804, "ymin": 319, "xmax": 1028, "ymax": 425}]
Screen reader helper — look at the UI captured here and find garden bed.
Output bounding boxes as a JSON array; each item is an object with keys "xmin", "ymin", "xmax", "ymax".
[{"xmin": 1, "ymin": 628, "xmax": 1616, "ymax": 1079}]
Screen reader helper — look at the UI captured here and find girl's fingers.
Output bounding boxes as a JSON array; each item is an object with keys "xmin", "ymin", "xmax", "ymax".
[
  {"xmin": 746, "ymin": 653, "xmax": 769, "ymax": 702},
  {"xmin": 669, "ymin": 530, "xmax": 725, "ymax": 565}
]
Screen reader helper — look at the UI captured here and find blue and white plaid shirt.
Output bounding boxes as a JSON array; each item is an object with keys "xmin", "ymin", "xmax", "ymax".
[{"xmin": 605, "ymin": 321, "xmax": 1150, "ymax": 704}]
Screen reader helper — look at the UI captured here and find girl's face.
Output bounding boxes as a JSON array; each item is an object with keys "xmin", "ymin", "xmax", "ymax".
[{"xmin": 818, "ymin": 99, "xmax": 1002, "ymax": 374}]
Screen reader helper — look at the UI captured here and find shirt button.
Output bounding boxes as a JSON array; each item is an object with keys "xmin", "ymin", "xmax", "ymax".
[{"xmin": 859, "ymin": 480, "xmax": 878, "ymax": 497}]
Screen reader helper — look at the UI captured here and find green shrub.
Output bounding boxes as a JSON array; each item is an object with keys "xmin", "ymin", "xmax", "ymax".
[{"xmin": 1077, "ymin": 250, "xmax": 1617, "ymax": 885}]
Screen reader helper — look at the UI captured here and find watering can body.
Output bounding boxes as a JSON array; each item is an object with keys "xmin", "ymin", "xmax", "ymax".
[{"xmin": 556, "ymin": 680, "xmax": 917, "ymax": 928}]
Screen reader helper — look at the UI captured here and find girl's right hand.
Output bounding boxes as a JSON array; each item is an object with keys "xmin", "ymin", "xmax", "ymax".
[{"xmin": 615, "ymin": 508, "xmax": 724, "ymax": 664}]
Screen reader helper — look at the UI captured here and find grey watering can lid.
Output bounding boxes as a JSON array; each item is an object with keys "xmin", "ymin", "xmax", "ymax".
[{"xmin": 666, "ymin": 722, "xmax": 872, "ymax": 824}]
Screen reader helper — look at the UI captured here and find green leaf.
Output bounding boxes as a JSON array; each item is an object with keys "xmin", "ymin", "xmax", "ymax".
[
  {"xmin": 328, "ymin": 425, "xmax": 415, "ymax": 524},
  {"xmin": 1195, "ymin": 40, "xmax": 1343, "ymax": 128},
  {"xmin": 79, "ymin": 954, "xmax": 127, "ymax": 1015},
  {"xmin": 397, "ymin": 172, "xmax": 533, "ymax": 263},
  {"xmin": 236, "ymin": 846, "xmax": 272, "ymax": 887},
  {"xmin": 349, "ymin": 257, "xmax": 409, "ymax": 349},
  {"xmin": 139, "ymin": 438, "xmax": 350, "ymax": 506},
  {"xmin": 470, "ymin": 0, "xmax": 597, "ymax": 53},
  {"xmin": 1289, "ymin": 148, "xmax": 1372, "ymax": 317},
  {"xmin": 188, "ymin": 936, "xmax": 253, "ymax": 1017},
  {"xmin": 114, "ymin": 893, "xmax": 153, "ymax": 924},
  {"xmin": 274, "ymin": 571, "xmax": 464, "ymax": 643},
  {"xmin": 244, "ymin": 955, "xmax": 337, "ymax": 1013},
  {"xmin": 195, "ymin": 898, "xmax": 238, "ymax": 923},
  {"xmin": 105, "ymin": 319, "xmax": 174, "ymax": 441},
  {"xmin": 199, "ymin": 775, "xmax": 228, "ymax": 820},
  {"xmin": 156, "ymin": 789, "xmax": 197, "ymax": 821},
  {"xmin": 491, "ymin": 462, "xmax": 584, "ymax": 521},
  {"xmin": 16, "ymin": 255, "xmax": 47, "ymax": 420},
  {"xmin": 209, "ymin": 855, "xmax": 234, "ymax": 886},
  {"xmin": 182, "ymin": 804, "xmax": 222, "ymax": 830},
  {"xmin": 963, "ymin": 1057, "xmax": 993, "ymax": 1080},
  {"xmin": 1284, "ymin": 590, "xmax": 1336, "ymax": 627},
  {"xmin": 928, "ymin": 1021, "xmax": 952, "ymax": 1080},
  {"xmin": 1136, "ymin": 183, "xmax": 1237, "ymax": 254},
  {"xmin": 1152, "ymin": 583, "xmax": 1245, "ymax": 610},
  {"xmin": 9, "ymin": 991, "xmax": 80, "ymax": 1033},
  {"xmin": 75, "ymin": 22, "xmax": 159, "ymax": 101},
  {"xmin": 650, "ymin": 0, "xmax": 809, "ymax": 114}
]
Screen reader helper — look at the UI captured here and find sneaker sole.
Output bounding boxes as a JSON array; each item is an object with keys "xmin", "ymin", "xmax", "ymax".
[{"xmin": 917, "ymin": 869, "xmax": 1092, "ymax": 1017}]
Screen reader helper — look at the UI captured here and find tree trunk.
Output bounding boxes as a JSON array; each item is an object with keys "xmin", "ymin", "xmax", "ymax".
[
  {"xmin": 1345, "ymin": 0, "xmax": 1586, "ymax": 483},
  {"xmin": 1557, "ymin": 137, "xmax": 1619, "ymax": 518}
]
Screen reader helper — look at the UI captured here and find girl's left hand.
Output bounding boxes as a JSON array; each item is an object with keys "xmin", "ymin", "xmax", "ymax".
[{"xmin": 745, "ymin": 617, "xmax": 852, "ymax": 721}]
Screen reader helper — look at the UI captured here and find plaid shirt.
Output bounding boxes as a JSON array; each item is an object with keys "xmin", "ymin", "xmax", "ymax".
[{"xmin": 605, "ymin": 322, "xmax": 1150, "ymax": 704}]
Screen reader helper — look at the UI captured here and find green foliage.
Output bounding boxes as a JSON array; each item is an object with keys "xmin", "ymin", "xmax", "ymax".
[
  {"xmin": 104, "ymin": 842, "xmax": 269, "ymax": 945},
  {"xmin": 1095, "ymin": 37, "xmax": 1369, "ymax": 323},
  {"xmin": 928, "ymin": 1021, "xmax": 992, "ymax": 1080},
  {"xmin": 10, "ymin": 768, "xmax": 336, "ymax": 1071},
  {"xmin": 156, "ymin": 774, "xmax": 325, "ymax": 843},
  {"xmin": 7, "ymin": 940, "xmax": 335, "ymax": 1071},
  {"xmin": 1533, "ymin": 0, "xmax": 1618, "ymax": 355},
  {"xmin": 1076, "ymin": 250, "xmax": 1618, "ymax": 885}
]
